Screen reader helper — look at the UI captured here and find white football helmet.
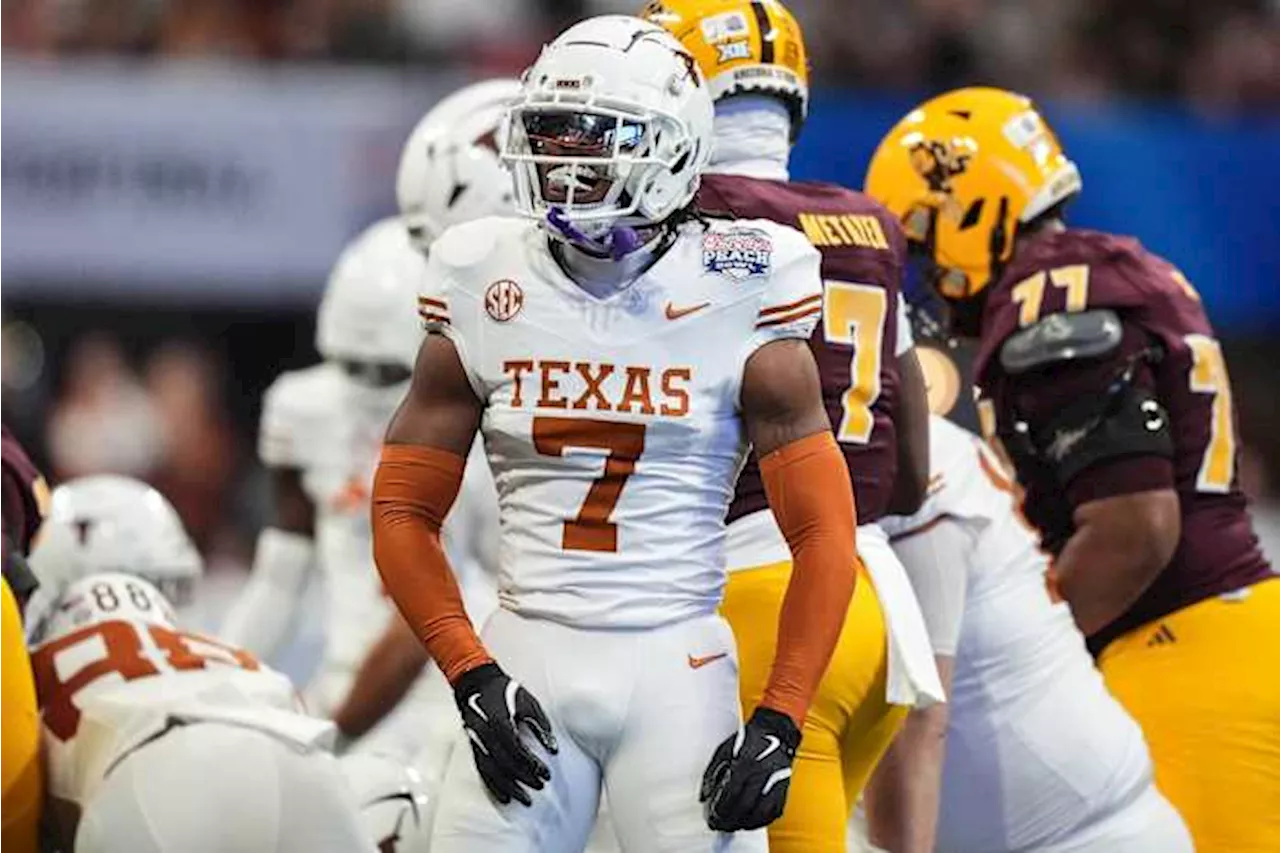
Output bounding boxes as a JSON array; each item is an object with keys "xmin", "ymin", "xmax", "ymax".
[
  {"xmin": 316, "ymin": 217, "xmax": 426, "ymax": 378},
  {"xmin": 502, "ymin": 16, "xmax": 713, "ymax": 240},
  {"xmin": 340, "ymin": 753, "xmax": 434, "ymax": 853},
  {"xmin": 28, "ymin": 572, "xmax": 179, "ymax": 646},
  {"xmin": 396, "ymin": 79, "xmax": 520, "ymax": 253},
  {"xmin": 27, "ymin": 476, "xmax": 202, "ymax": 614}
]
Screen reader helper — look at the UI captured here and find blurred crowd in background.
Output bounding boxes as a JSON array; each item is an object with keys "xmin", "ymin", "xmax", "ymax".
[
  {"xmin": 5, "ymin": 0, "xmax": 1280, "ymax": 112},
  {"xmin": 3, "ymin": 0, "xmax": 1279, "ymax": 597}
]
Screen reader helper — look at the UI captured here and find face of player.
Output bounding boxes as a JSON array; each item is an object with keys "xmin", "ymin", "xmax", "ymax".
[
  {"xmin": 521, "ymin": 109, "xmax": 645, "ymax": 207},
  {"xmin": 333, "ymin": 359, "xmax": 412, "ymax": 389}
]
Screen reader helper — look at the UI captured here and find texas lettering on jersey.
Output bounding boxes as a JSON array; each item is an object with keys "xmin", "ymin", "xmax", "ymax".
[
  {"xmin": 501, "ymin": 360, "xmax": 691, "ymax": 417},
  {"xmin": 418, "ymin": 215, "xmax": 822, "ymax": 628}
]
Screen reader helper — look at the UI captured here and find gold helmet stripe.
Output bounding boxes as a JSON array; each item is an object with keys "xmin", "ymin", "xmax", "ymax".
[{"xmin": 750, "ymin": 0, "xmax": 774, "ymax": 63}]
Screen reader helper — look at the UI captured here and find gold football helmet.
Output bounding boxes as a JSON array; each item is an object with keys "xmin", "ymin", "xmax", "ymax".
[
  {"xmin": 865, "ymin": 87, "xmax": 1082, "ymax": 302},
  {"xmin": 642, "ymin": 0, "xmax": 809, "ymax": 136}
]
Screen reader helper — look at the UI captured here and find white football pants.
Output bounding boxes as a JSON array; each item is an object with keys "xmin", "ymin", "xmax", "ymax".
[
  {"xmin": 75, "ymin": 722, "xmax": 374, "ymax": 853},
  {"xmin": 847, "ymin": 783, "xmax": 1192, "ymax": 853},
  {"xmin": 430, "ymin": 607, "xmax": 767, "ymax": 853}
]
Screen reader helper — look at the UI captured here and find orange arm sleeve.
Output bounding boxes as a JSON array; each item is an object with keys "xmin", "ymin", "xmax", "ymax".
[
  {"xmin": 758, "ymin": 431, "xmax": 859, "ymax": 726},
  {"xmin": 371, "ymin": 444, "xmax": 493, "ymax": 684}
]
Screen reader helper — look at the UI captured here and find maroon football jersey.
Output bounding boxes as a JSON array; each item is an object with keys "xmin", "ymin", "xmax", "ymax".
[
  {"xmin": 698, "ymin": 174, "xmax": 908, "ymax": 525},
  {"xmin": 2, "ymin": 425, "xmax": 44, "ymax": 556},
  {"xmin": 974, "ymin": 228, "xmax": 1273, "ymax": 652},
  {"xmin": 2, "ymin": 424, "xmax": 47, "ymax": 606}
]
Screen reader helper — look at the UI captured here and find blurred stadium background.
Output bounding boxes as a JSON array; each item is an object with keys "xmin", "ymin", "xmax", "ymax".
[{"xmin": 3, "ymin": 0, "xmax": 1279, "ymax": 667}]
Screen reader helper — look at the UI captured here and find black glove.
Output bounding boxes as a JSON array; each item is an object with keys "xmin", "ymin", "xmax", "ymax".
[
  {"xmin": 700, "ymin": 706, "xmax": 801, "ymax": 832},
  {"xmin": 453, "ymin": 662, "xmax": 558, "ymax": 806}
]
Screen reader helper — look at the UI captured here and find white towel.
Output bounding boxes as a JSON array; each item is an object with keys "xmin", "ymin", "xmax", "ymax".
[
  {"xmin": 724, "ymin": 511, "xmax": 945, "ymax": 708},
  {"xmin": 857, "ymin": 523, "xmax": 946, "ymax": 708}
]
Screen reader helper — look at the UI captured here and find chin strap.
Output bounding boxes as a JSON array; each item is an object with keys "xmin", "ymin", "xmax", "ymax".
[{"xmin": 546, "ymin": 207, "xmax": 643, "ymax": 260}]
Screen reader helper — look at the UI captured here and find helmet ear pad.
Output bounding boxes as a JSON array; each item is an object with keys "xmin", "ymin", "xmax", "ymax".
[{"xmin": 636, "ymin": 134, "xmax": 702, "ymax": 222}]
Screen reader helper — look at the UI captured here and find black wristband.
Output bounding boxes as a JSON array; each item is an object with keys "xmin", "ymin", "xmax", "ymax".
[
  {"xmin": 453, "ymin": 662, "xmax": 503, "ymax": 696},
  {"xmin": 751, "ymin": 707, "xmax": 801, "ymax": 752}
]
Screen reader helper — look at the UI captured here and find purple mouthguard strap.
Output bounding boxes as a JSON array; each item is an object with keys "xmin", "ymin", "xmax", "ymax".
[{"xmin": 546, "ymin": 207, "xmax": 643, "ymax": 261}]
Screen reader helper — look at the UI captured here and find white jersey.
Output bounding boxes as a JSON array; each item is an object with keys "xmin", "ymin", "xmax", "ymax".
[
  {"xmin": 30, "ymin": 580, "xmax": 332, "ymax": 811},
  {"xmin": 258, "ymin": 363, "xmax": 498, "ymax": 678},
  {"xmin": 881, "ymin": 416, "xmax": 1154, "ymax": 852},
  {"xmin": 422, "ymin": 215, "xmax": 822, "ymax": 628}
]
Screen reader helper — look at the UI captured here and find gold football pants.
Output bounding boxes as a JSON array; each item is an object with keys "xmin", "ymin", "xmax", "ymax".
[
  {"xmin": 1099, "ymin": 576, "xmax": 1280, "ymax": 853},
  {"xmin": 2, "ymin": 578, "xmax": 42, "ymax": 853},
  {"xmin": 722, "ymin": 561, "xmax": 906, "ymax": 853}
]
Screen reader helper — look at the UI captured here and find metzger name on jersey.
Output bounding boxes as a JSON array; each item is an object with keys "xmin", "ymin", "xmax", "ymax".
[
  {"xmin": 702, "ymin": 227, "xmax": 773, "ymax": 280},
  {"xmin": 502, "ymin": 359, "xmax": 692, "ymax": 417}
]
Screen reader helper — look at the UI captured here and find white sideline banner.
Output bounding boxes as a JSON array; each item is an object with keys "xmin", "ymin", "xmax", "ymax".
[{"xmin": 1, "ymin": 60, "xmax": 462, "ymax": 301}]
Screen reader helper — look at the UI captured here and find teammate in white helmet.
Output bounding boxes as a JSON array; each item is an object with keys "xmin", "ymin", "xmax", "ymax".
[
  {"xmin": 324, "ymin": 80, "xmax": 521, "ymax": 770},
  {"xmin": 373, "ymin": 16, "xmax": 860, "ymax": 853},
  {"xmin": 397, "ymin": 78, "xmax": 520, "ymax": 254},
  {"xmin": 30, "ymin": 571, "xmax": 373, "ymax": 853},
  {"xmin": 858, "ymin": 371, "xmax": 1192, "ymax": 851},
  {"xmin": 26, "ymin": 475, "xmax": 204, "ymax": 624},
  {"xmin": 341, "ymin": 752, "xmax": 435, "ymax": 853},
  {"xmin": 220, "ymin": 216, "xmax": 496, "ymax": 762}
]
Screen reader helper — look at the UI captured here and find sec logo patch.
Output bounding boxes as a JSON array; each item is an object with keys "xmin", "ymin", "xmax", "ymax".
[{"xmin": 485, "ymin": 279, "xmax": 524, "ymax": 322}]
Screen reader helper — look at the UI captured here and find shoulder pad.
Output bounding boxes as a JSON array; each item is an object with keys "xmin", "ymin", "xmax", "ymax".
[
  {"xmin": 259, "ymin": 364, "xmax": 344, "ymax": 468},
  {"xmin": 263, "ymin": 364, "xmax": 343, "ymax": 415},
  {"xmin": 1000, "ymin": 309, "xmax": 1122, "ymax": 375},
  {"xmin": 430, "ymin": 216, "xmax": 524, "ymax": 273},
  {"xmin": 748, "ymin": 218, "xmax": 820, "ymax": 268}
]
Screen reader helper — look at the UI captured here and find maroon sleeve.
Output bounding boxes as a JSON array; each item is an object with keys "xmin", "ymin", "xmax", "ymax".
[
  {"xmin": 1, "ymin": 426, "xmax": 44, "ymax": 554},
  {"xmin": 1003, "ymin": 322, "xmax": 1175, "ymax": 507}
]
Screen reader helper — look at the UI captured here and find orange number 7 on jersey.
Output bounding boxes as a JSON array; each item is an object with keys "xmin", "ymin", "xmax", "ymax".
[{"xmin": 533, "ymin": 416, "xmax": 646, "ymax": 553}]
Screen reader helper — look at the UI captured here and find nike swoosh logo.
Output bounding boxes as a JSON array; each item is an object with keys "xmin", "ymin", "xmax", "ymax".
[
  {"xmin": 687, "ymin": 652, "xmax": 728, "ymax": 669},
  {"xmin": 761, "ymin": 767, "xmax": 792, "ymax": 796},
  {"xmin": 665, "ymin": 301, "xmax": 710, "ymax": 321},
  {"xmin": 756, "ymin": 734, "xmax": 780, "ymax": 761}
]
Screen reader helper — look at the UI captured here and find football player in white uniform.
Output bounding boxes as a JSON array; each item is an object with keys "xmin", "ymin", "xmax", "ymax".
[
  {"xmin": 326, "ymin": 80, "xmax": 517, "ymax": 771},
  {"xmin": 220, "ymin": 214, "xmax": 497, "ymax": 761},
  {"xmin": 29, "ymin": 571, "xmax": 373, "ymax": 853},
  {"xmin": 373, "ymin": 16, "xmax": 862, "ymax": 853},
  {"xmin": 858, "ymin": 408, "xmax": 1193, "ymax": 852},
  {"xmin": 341, "ymin": 752, "xmax": 435, "ymax": 853},
  {"xmin": 397, "ymin": 78, "xmax": 519, "ymax": 255},
  {"xmin": 26, "ymin": 475, "xmax": 204, "ymax": 621}
]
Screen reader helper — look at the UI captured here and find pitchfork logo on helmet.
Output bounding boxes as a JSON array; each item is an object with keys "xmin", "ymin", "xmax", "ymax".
[
  {"xmin": 502, "ymin": 16, "xmax": 714, "ymax": 243},
  {"xmin": 865, "ymin": 87, "xmax": 1082, "ymax": 308},
  {"xmin": 910, "ymin": 139, "xmax": 971, "ymax": 194}
]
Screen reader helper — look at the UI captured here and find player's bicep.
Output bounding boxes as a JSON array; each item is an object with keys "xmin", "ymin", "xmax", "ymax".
[
  {"xmin": 741, "ymin": 339, "xmax": 831, "ymax": 458},
  {"xmin": 385, "ymin": 333, "xmax": 483, "ymax": 458}
]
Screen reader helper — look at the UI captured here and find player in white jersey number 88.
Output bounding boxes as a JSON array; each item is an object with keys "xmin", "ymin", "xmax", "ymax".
[
  {"xmin": 28, "ymin": 573, "xmax": 373, "ymax": 853},
  {"xmin": 371, "ymin": 15, "xmax": 863, "ymax": 853}
]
